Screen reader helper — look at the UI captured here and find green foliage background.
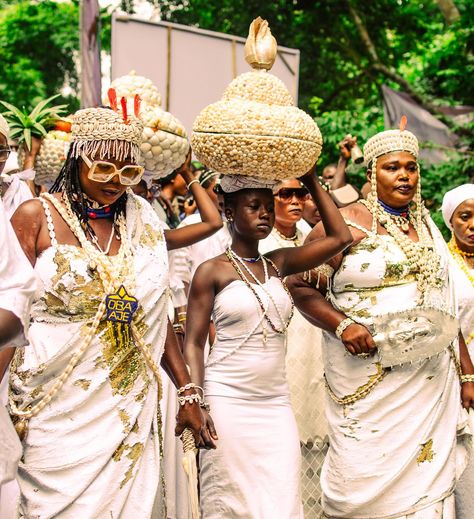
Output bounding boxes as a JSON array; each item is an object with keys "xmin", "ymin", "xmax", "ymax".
[{"xmin": 0, "ymin": 0, "xmax": 472, "ymax": 237}]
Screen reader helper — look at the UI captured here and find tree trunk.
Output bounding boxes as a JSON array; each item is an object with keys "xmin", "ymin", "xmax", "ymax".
[
  {"xmin": 347, "ymin": 0, "xmax": 464, "ymax": 134},
  {"xmin": 434, "ymin": 0, "xmax": 461, "ymax": 24}
]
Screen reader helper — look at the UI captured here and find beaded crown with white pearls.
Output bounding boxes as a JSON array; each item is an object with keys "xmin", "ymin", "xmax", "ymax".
[
  {"xmin": 363, "ymin": 117, "xmax": 419, "ymax": 168},
  {"xmin": 70, "ymin": 90, "xmax": 144, "ymax": 163}
]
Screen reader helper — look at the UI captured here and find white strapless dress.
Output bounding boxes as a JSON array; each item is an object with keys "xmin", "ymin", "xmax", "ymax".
[{"xmin": 199, "ymin": 277, "xmax": 303, "ymax": 519}]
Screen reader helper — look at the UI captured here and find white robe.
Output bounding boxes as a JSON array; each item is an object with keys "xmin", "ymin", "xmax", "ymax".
[
  {"xmin": 321, "ymin": 217, "xmax": 471, "ymax": 518},
  {"xmin": 451, "ymin": 258, "xmax": 474, "ymax": 518},
  {"xmin": 9, "ymin": 194, "xmax": 170, "ymax": 518}
]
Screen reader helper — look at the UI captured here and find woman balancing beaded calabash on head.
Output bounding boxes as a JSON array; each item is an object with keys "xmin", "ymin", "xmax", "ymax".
[
  {"xmin": 7, "ymin": 93, "xmax": 206, "ymax": 518},
  {"xmin": 183, "ymin": 168, "xmax": 352, "ymax": 518},
  {"xmin": 288, "ymin": 119, "xmax": 474, "ymax": 518}
]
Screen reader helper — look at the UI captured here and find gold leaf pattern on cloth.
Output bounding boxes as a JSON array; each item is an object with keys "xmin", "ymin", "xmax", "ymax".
[
  {"xmin": 97, "ymin": 309, "xmax": 152, "ymax": 397},
  {"xmin": 417, "ymin": 439, "xmax": 435, "ymax": 464},
  {"xmin": 139, "ymin": 223, "xmax": 164, "ymax": 248},
  {"xmin": 118, "ymin": 409, "xmax": 131, "ymax": 434},
  {"xmin": 120, "ymin": 443, "xmax": 144, "ymax": 489},
  {"xmin": 73, "ymin": 379, "xmax": 91, "ymax": 391}
]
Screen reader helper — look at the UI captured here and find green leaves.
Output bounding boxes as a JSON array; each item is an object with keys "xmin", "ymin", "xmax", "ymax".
[
  {"xmin": 0, "ymin": 0, "xmax": 79, "ymax": 111},
  {"xmin": 0, "ymin": 94, "xmax": 67, "ymax": 150}
]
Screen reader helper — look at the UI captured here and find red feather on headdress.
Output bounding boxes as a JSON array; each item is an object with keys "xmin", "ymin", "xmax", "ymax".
[
  {"xmin": 108, "ymin": 88, "xmax": 118, "ymax": 112},
  {"xmin": 121, "ymin": 97, "xmax": 128, "ymax": 124},
  {"xmin": 399, "ymin": 115, "xmax": 407, "ymax": 132},
  {"xmin": 134, "ymin": 94, "xmax": 141, "ymax": 118}
]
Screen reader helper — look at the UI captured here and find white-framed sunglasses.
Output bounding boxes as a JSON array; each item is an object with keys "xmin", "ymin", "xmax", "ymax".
[{"xmin": 81, "ymin": 151, "xmax": 144, "ymax": 186}]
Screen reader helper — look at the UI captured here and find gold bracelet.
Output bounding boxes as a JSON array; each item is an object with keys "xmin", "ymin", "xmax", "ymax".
[{"xmin": 460, "ymin": 374, "xmax": 474, "ymax": 384}]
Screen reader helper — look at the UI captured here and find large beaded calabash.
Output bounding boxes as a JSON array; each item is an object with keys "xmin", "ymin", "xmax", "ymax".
[
  {"xmin": 107, "ymin": 71, "xmax": 190, "ymax": 179},
  {"xmin": 192, "ymin": 17, "xmax": 322, "ymax": 180}
]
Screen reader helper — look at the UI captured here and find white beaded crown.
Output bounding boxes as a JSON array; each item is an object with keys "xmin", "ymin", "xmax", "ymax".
[
  {"xmin": 364, "ymin": 124, "xmax": 418, "ymax": 168},
  {"xmin": 71, "ymin": 104, "xmax": 143, "ymax": 163}
]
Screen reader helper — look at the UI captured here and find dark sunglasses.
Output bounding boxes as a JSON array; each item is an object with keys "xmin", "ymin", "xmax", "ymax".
[{"xmin": 274, "ymin": 187, "xmax": 309, "ymax": 202}]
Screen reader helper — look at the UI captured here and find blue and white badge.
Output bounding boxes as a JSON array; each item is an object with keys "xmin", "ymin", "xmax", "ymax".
[{"xmin": 105, "ymin": 285, "xmax": 138, "ymax": 324}]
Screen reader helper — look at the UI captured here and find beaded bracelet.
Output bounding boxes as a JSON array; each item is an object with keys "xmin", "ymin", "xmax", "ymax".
[
  {"xmin": 461, "ymin": 374, "xmax": 474, "ymax": 384},
  {"xmin": 173, "ymin": 323, "xmax": 185, "ymax": 335},
  {"xmin": 200, "ymin": 401, "xmax": 211, "ymax": 412},
  {"xmin": 177, "ymin": 382, "xmax": 196, "ymax": 394},
  {"xmin": 335, "ymin": 317, "xmax": 355, "ymax": 339},
  {"xmin": 177, "ymin": 393, "xmax": 202, "ymax": 406},
  {"xmin": 177, "ymin": 383, "xmax": 204, "ymax": 396},
  {"xmin": 186, "ymin": 179, "xmax": 200, "ymax": 190}
]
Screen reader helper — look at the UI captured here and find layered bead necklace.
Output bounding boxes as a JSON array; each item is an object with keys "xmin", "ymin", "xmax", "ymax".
[
  {"xmin": 448, "ymin": 237, "xmax": 474, "ymax": 345},
  {"xmin": 377, "ymin": 199, "xmax": 410, "ymax": 233},
  {"xmin": 225, "ymin": 247, "xmax": 294, "ymax": 342},
  {"xmin": 360, "ymin": 197, "xmax": 441, "ymax": 305},
  {"xmin": 10, "ymin": 192, "xmax": 164, "ymax": 440}
]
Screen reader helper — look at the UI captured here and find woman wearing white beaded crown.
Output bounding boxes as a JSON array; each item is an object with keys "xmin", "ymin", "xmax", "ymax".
[
  {"xmin": 3, "ymin": 95, "xmax": 210, "ymax": 518},
  {"xmin": 442, "ymin": 184, "xmax": 474, "ymax": 518},
  {"xmin": 288, "ymin": 118, "xmax": 474, "ymax": 518}
]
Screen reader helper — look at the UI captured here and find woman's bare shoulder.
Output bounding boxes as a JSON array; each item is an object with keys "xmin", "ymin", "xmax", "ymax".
[
  {"xmin": 12, "ymin": 198, "xmax": 44, "ymax": 220},
  {"xmin": 340, "ymin": 200, "xmax": 370, "ymax": 220}
]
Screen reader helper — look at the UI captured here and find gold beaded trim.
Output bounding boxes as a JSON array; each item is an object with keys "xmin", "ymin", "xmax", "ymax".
[{"xmin": 324, "ymin": 363, "xmax": 387, "ymax": 406}]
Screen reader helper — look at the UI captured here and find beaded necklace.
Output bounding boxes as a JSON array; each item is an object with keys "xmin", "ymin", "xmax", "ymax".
[
  {"xmin": 225, "ymin": 247, "xmax": 294, "ymax": 340},
  {"xmin": 87, "ymin": 205, "xmax": 115, "ymax": 220},
  {"xmin": 274, "ymin": 226, "xmax": 300, "ymax": 244},
  {"xmin": 360, "ymin": 198, "xmax": 441, "ymax": 305},
  {"xmin": 448, "ymin": 237, "xmax": 474, "ymax": 345},
  {"xmin": 10, "ymin": 193, "xmax": 164, "ymax": 440},
  {"xmin": 377, "ymin": 199, "xmax": 410, "ymax": 233}
]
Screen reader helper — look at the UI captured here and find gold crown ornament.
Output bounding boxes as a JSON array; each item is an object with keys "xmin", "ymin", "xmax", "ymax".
[
  {"xmin": 106, "ymin": 71, "xmax": 189, "ymax": 178},
  {"xmin": 191, "ymin": 17, "xmax": 323, "ymax": 180}
]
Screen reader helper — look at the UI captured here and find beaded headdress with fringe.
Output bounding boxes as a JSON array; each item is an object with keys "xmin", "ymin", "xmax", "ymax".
[{"xmin": 70, "ymin": 89, "xmax": 143, "ymax": 163}]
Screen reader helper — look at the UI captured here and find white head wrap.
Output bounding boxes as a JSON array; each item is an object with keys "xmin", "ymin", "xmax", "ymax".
[
  {"xmin": 0, "ymin": 113, "xmax": 9, "ymax": 139},
  {"xmin": 441, "ymin": 183, "xmax": 474, "ymax": 229},
  {"xmin": 220, "ymin": 174, "xmax": 278, "ymax": 193},
  {"xmin": 70, "ymin": 107, "xmax": 143, "ymax": 163}
]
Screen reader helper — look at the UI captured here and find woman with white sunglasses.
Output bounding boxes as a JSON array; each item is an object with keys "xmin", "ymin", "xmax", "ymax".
[{"xmin": 4, "ymin": 101, "xmax": 218, "ymax": 518}]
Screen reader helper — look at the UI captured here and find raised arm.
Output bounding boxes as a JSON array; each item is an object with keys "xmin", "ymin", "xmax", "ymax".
[
  {"xmin": 329, "ymin": 135, "xmax": 353, "ymax": 190},
  {"xmin": 183, "ymin": 261, "xmax": 219, "ymax": 448},
  {"xmin": 268, "ymin": 168, "xmax": 352, "ymax": 276},
  {"xmin": 165, "ymin": 153, "xmax": 222, "ymax": 250}
]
